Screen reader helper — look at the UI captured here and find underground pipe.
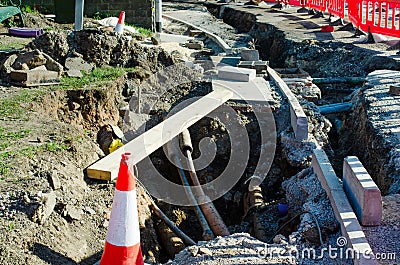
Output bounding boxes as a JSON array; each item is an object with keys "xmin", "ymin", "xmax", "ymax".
[
  {"xmin": 318, "ymin": 102, "xmax": 352, "ymax": 115},
  {"xmin": 247, "ymin": 183, "xmax": 266, "ymax": 241},
  {"xmin": 180, "ymin": 129, "xmax": 230, "ymax": 237},
  {"xmin": 150, "ymin": 201, "xmax": 196, "ymax": 246},
  {"xmin": 173, "ymin": 155, "xmax": 215, "ymax": 240},
  {"xmin": 312, "ymin": 77, "xmax": 365, "ymax": 85},
  {"xmin": 134, "ymin": 165, "xmax": 196, "ymax": 246},
  {"xmin": 166, "ymin": 140, "xmax": 214, "ymax": 240}
]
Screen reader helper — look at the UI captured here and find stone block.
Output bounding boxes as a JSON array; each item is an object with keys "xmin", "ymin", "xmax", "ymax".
[
  {"xmin": 241, "ymin": 49, "xmax": 259, "ymax": 61},
  {"xmin": 218, "ymin": 66, "xmax": 256, "ymax": 82}
]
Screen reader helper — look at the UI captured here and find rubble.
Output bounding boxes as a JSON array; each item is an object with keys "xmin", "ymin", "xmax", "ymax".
[
  {"xmin": 168, "ymin": 233, "xmax": 298, "ymax": 264},
  {"xmin": 283, "ymin": 169, "xmax": 339, "ymax": 244},
  {"xmin": 30, "ymin": 30, "xmax": 176, "ymax": 70}
]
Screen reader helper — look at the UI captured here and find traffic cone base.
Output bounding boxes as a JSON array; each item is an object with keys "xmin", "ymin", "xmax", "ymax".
[{"xmin": 101, "ymin": 241, "xmax": 143, "ymax": 265}]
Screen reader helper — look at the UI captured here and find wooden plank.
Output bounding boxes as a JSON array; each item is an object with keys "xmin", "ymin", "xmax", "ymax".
[
  {"xmin": 267, "ymin": 67, "xmax": 308, "ymax": 141},
  {"xmin": 87, "ymin": 89, "xmax": 233, "ymax": 180},
  {"xmin": 312, "ymin": 149, "xmax": 378, "ymax": 265},
  {"xmin": 343, "ymin": 156, "xmax": 382, "ymax": 226}
]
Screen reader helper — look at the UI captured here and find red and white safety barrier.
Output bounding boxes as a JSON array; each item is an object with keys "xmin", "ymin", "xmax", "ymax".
[
  {"xmin": 264, "ymin": 0, "xmax": 400, "ymax": 37},
  {"xmin": 100, "ymin": 153, "xmax": 144, "ymax": 265}
]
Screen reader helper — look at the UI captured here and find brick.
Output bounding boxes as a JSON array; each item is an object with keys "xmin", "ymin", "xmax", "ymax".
[
  {"xmin": 343, "ymin": 156, "xmax": 382, "ymax": 226},
  {"xmin": 218, "ymin": 66, "xmax": 256, "ymax": 82},
  {"xmin": 158, "ymin": 33, "xmax": 194, "ymax": 44},
  {"xmin": 237, "ymin": 61, "xmax": 254, "ymax": 69}
]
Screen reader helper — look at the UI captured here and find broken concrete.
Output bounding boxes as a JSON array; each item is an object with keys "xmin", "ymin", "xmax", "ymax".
[{"xmin": 65, "ymin": 56, "xmax": 93, "ymax": 77}]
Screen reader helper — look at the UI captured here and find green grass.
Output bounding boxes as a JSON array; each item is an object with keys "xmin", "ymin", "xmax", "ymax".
[
  {"xmin": 21, "ymin": 5, "xmax": 40, "ymax": 14},
  {"xmin": 7, "ymin": 221, "xmax": 14, "ymax": 232},
  {"xmin": 125, "ymin": 23, "xmax": 152, "ymax": 37},
  {"xmin": 0, "ymin": 128, "xmax": 30, "ymax": 140},
  {"xmin": 0, "ymin": 127, "xmax": 31, "ymax": 152},
  {"xmin": 0, "ymin": 89, "xmax": 45, "ymax": 120},
  {"xmin": 54, "ymin": 67, "xmax": 134, "ymax": 90},
  {"xmin": 0, "ymin": 41, "xmax": 27, "ymax": 50}
]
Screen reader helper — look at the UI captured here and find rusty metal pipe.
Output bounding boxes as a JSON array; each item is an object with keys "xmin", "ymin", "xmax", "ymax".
[{"xmin": 180, "ymin": 129, "xmax": 230, "ymax": 237}]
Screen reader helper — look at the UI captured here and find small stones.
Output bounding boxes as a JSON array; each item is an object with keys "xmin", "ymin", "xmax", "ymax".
[
  {"xmin": 31, "ymin": 191, "xmax": 57, "ymax": 225},
  {"xmin": 389, "ymin": 85, "xmax": 400, "ymax": 96},
  {"xmin": 84, "ymin": 206, "xmax": 96, "ymax": 215},
  {"xmin": 48, "ymin": 172, "xmax": 61, "ymax": 190},
  {"xmin": 198, "ymin": 247, "xmax": 212, "ymax": 256},
  {"xmin": 63, "ymin": 204, "xmax": 83, "ymax": 221}
]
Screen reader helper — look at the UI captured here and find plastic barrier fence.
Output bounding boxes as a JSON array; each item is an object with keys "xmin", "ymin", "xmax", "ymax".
[
  {"xmin": 263, "ymin": 0, "xmax": 400, "ymax": 37},
  {"xmin": 308, "ymin": 0, "xmax": 327, "ymax": 11},
  {"xmin": 289, "ymin": 0, "xmax": 307, "ymax": 7},
  {"xmin": 327, "ymin": 0, "xmax": 346, "ymax": 18},
  {"xmin": 357, "ymin": 0, "xmax": 400, "ymax": 37}
]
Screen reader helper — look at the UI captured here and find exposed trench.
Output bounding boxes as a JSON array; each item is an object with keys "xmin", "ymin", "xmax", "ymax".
[
  {"xmin": 30, "ymin": 8, "xmax": 400, "ymax": 262},
  {"xmin": 211, "ymin": 3, "xmax": 400, "ymax": 194}
]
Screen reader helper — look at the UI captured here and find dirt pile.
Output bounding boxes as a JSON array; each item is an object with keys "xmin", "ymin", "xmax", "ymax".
[
  {"xmin": 37, "ymin": 76, "xmax": 125, "ymax": 130},
  {"xmin": 30, "ymin": 30, "xmax": 176, "ymax": 70}
]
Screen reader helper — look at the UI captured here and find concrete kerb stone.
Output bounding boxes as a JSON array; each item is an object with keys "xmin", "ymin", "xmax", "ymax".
[
  {"xmin": 267, "ymin": 67, "xmax": 308, "ymax": 141},
  {"xmin": 312, "ymin": 149, "xmax": 378, "ymax": 265},
  {"xmin": 343, "ymin": 156, "xmax": 382, "ymax": 226}
]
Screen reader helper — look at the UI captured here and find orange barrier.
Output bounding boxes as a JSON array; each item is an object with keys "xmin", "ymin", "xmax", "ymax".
[
  {"xmin": 357, "ymin": 0, "xmax": 400, "ymax": 37},
  {"xmin": 327, "ymin": 0, "xmax": 345, "ymax": 18}
]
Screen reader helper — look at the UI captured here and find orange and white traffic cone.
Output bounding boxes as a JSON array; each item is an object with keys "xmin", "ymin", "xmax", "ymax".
[
  {"xmin": 100, "ymin": 152, "xmax": 144, "ymax": 265},
  {"xmin": 115, "ymin": 11, "xmax": 125, "ymax": 34}
]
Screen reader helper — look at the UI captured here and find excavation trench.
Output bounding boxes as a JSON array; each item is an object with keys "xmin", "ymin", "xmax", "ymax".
[
  {"xmin": 29, "ymin": 13, "xmax": 398, "ymax": 263},
  {"xmin": 208, "ymin": 3, "xmax": 400, "ymax": 194}
]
